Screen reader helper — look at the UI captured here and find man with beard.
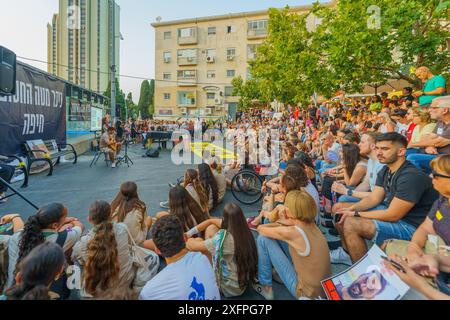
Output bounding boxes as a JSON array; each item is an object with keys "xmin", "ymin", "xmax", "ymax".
[
  {"xmin": 330, "ymin": 133, "xmax": 438, "ymax": 265},
  {"xmin": 340, "ymin": 269, "xmax": 389, "ymax": 300}
]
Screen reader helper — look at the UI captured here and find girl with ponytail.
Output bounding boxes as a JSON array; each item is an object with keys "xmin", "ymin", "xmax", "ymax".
[
  {"xmin": 6, "ymin": 203, "xmax": 84, "ymax": 290},
  {"xmin": 2, "ymin": 242, "xmax": 65, "ymax": 300},
  {"xmin": 72, "ymin": 200, "xmax": 135, "ymax": 298}
]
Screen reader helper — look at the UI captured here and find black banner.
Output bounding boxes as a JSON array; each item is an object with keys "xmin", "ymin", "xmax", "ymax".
[{"xmin": 0, "ymin": 63, "xmax": 66, "ymax": 155}]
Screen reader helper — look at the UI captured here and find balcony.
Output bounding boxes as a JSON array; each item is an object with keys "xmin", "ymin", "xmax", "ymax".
[
  {"xmin": 178, "ymin": 56, "xmax": 197, "ymax": 66},
  {"xmin": 177, "ymin": 91, "xmax": 197, "ymax": 107},
  {"xmin": 177, "ymin": 76, "xmax": 197, "ymax": 87},
  {"xmin": 178, "ymin": 27, "xmax": 198, "ymax": 45},
  {"xmin": 247, "ymin": 29, "xmax": 268, "ymax": 39}
]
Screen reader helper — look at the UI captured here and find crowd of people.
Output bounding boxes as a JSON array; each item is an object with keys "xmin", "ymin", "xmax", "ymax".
[{"xmin": 0, "ymin": 66, "xmax": 449, "ymax": 300}]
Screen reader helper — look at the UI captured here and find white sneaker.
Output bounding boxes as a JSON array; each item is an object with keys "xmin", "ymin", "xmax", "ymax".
[
  {"xmin": 330, "ymin": 247, "xmax": 352, "ymax": 266},
  {"xmin": 111, "ymin": 163, "xmax": 116, "ymax": 168}
]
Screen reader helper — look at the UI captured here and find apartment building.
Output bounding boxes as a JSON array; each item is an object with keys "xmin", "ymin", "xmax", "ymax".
[
  {"xmin": 151, "ymin": 5, "xmax": 330, "ymax": 120},
  {"xmin": 47, "ymin": 0, "xmax": 120, "ymax": 94}
]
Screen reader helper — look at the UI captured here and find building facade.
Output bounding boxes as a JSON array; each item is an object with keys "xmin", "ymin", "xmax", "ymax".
[
  {"xmin": 151, "ymin": 5, "xmax": 326, "ymax": 120},
  {"xmin": 47, "ymin": 0, "xmax": 120, "ymax": 95}
]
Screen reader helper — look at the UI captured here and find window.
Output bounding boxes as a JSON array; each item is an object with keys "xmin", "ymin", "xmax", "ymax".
[
  {"xmin": 178, "ymin": 27, "xmax": 195, "ymax": 38},
  {"xmin": 227, "ymin": 48, "xmax": 236, "ymax": 59},
  {"xmin": 227, "ymin": 25, "xmax": 235, "ymax": 33},
  {"xmin": 248, "ymin": 19, "xmax": 268, "ymax": 36},
  {"xmin": 163, "ymin": 73, "xmax": 171, "ymax": 80},
  {"xmin": 224, "ymin": 86, "xmax": 235, "ymax": 97},
  {"xmin": 208, "ymin": 27, "xmax": 216, "ymax": 35},
  {"xmin": 164, "ymin": 93, "xmax": 171, "ymax": 100},
  {"xmin": 164, "ymin": 31, "xmax": 172, "ymax": 39},
  {"xmin": 207, "ymin": 93, "xmax": 215, "ymax": 100},
  {"xmin": 206, "ymin": 49, "xmax": 216, "ymax": 57},
  {"xmin": 177, "ymin": 70, "xmax": 196, "ymax": 79},
  {"xmin": 178, "ymin": 49, "xmax": 197, "ymax": 58},
  {"xmin": 178, "ymin": 91, "xmax": 196, "ymax": 105},
  {"xmin": 163, "ymin": 51, "xmax": 171, "ymax": 62},
  {"xmin": 207, "ymin": 70, "xmax": 216, "ymax": 79},
  {"xmin": 227, "ymin": 70, "xmax": 236, "ymax": 78}
]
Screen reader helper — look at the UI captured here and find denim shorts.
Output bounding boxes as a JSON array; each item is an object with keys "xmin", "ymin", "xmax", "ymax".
[
  {"xmin": 338, "ymin": 195, "xmax": 360, "ymax": 203},
  {"xmin": 372, "ymin": 219, "xmax": 417, "ymax": 246}
]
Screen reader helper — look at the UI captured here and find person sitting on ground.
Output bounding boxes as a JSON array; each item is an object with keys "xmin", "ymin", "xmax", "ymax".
[
  {"xmin": 198, "ymin": 163, "xmax": 219, "ymax": 212},
  {"xmin": 332, "ymin": 132, "xmax": 385, "ymax": 212},
  {"xmin": 139, "ymin": 215, "xmax": 220, "ymax": 300},
  {"xmin": 1, "ymin": 242, "xmax": 65, "ymax": 300},
  {"xmin": 183, "ymin": 169, "xmax": 210, "ymax": 215},
  {"xmin": 330, "ymin": 133, "xmax": 439, "ymax": 266},
  {"xmin": 382, "ymin": 155, "xmax": 450, "ymax": 262},
  {"xmin": 186, "ymin": 203, "xmax": 258, "ymax": 298},
  {"xmin": 111, "ymin": 182, "xmax": 152, "ymax": 249},
  {"xmin": 406, "ymin": 96, "xmax": 450, "ymax": 173},
  {"xmin": 72, "ymin": 200, "xmax": 138, "ymax": 299},
  {"xmin": 208, "ymin": 159, "xmax": 227, "ymax": 204},
  {"xmin": 6, "ymin": 203, "xmax": 84, "ymax": 298},
  {"xmin": 155, "ymin": 186, "xmax": 209, "ymax": 234},
  {"xmin": 406, "ymin": 108, "xmax": 436, "ymax": 155},
  {"xmin": 253, "ymin": 190, "xmax": 331, "ymax": 300}
]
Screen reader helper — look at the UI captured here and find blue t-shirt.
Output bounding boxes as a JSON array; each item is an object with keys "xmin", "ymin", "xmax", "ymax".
[{"xmin": 420, "ymin": 75, "xmax": 446, "ymax": 105}]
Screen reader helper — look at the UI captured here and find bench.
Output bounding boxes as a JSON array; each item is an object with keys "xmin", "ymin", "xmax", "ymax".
[{"xmin": 23, "ymin": 139, "xmax": 77, "ymax": 176}]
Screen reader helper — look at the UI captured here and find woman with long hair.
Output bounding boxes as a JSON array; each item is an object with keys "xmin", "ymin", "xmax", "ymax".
[
  {"xmin": 6, "ymin": 203, "xmax": 84, "ymax": 294},
  {"xmin": 2, "ymin": 242, "xmax": 65, "ymax": 300},
  {"xmin": 341, "ymin": 143, "xmax": 367, "ymax": 188},
  {"xmin": 254, "ymin": 190, "xmax": 331, "ymax": 300},
  {"xmin": 72, "ymin": 200, "xmax": 132, "ymax": 298},
  {"xmin": 198, "ymin": 163, "xmax": 219, "ymax": 212},
  {"xmin": 183, "ymin": 169, "xmax": 209, "ymax": 214},
  {"xmin": 111, "ymin": 182, "xmax": 152, "ymax": 248},
  {"xmin": 186, "ymin": 203, "xmax": 258, "ymax": 298},
  {"xmin": 157, "ymin": 186, "xmax": 209, "ymax": 233}
]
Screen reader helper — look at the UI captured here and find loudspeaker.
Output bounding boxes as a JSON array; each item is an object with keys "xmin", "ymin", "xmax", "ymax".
[
  {"xmin": 0, "ymin": 46, "xmax": 16, "ymax": 96},
  {"xmin": 145, "ymin": 147, "xmax": 160, "ymax": 158}
]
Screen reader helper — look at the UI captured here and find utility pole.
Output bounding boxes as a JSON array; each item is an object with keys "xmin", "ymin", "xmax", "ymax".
[{"xmin": 110, "ymin": 0, "xmax": 116, "ymax": 124}]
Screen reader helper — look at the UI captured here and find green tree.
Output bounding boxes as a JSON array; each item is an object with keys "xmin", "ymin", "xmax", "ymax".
[
  {"xmin": 138, "ymin": 80, "xmax": 150, "ymax": 119},
  {"xmin": 148, "ymin": 79, "xmax": 155, "ymax": 117},
  {"xmin": 126, "ymin": 92, "xmax": 139, "ymax": 119}
]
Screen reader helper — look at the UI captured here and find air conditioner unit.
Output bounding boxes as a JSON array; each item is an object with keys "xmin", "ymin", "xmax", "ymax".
[
  {"xmin": 227, "ymin": 55, "xmax": 235, "ymax": 61},
  {"xmin": 164, "ymin": 57, "xmax": 171, "ymax": 63},
  {"xmin": 204, "ymin": 108, "xmax": 212, "ymax": 115},
  {"xmin": 215, "ymin": 98, "xmax": 222, "ymax": 105},
  {"xmin": 187, "ymin": 57, "xmax": 194, "ymax": 62},
  {"xmin": 206, "ymin": 56, "xmax": 215, "ymax": 63},
  {"xmin": 180, "ymin": 107, "xmax": 187, "ymax": 115}
]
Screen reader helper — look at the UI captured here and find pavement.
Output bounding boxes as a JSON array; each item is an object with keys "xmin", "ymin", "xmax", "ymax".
[{"xmin": 2, "ymin": 143, "xmax": 353, "ymax": 300}]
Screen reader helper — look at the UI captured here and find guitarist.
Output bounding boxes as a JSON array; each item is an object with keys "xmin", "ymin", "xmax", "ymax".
[{"xmin": 100, "ymin": 127, "xmax": 118, "ymax": 168}]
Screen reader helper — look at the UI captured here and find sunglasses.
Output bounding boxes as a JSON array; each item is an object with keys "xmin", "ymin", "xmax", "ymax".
[{"xmin": 431, "ymin": 170, "xmax": 450, "ymax": 180}]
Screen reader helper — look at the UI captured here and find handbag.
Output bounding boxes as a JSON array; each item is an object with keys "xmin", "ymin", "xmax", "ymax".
[{"xmin": 124, "ymin": 225, "xmax": 159, "ymax": 290}]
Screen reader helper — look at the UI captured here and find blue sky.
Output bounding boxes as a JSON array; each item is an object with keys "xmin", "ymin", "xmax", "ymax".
[{"xmin": 0, "ymin": 0, "xmax": 321, "ymax": 100}]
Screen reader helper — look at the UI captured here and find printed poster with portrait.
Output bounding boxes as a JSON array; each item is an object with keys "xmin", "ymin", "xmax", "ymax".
[{"xmin": 321, "ymin": 245, "xmax": 410, "ymax": 300}]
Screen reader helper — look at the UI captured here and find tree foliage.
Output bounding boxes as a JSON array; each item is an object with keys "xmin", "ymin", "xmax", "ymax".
[{"xmin": 237, "ymin": 0, "xmax": 450, "ymax": 105}]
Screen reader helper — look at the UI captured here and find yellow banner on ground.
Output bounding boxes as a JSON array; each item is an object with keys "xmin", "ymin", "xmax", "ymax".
[{"xmin": 189, "ymin": 142, "xmax": 236, "ymax": 160}]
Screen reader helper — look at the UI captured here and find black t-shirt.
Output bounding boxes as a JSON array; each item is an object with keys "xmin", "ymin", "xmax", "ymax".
[
  {"xmin": 375, "ymin": 161, "xmax": 439, "ymax": 228},
  {"xmin": 309, "ymin": 107, "xmax": 317, "ymax": 118},
  {"xmin": 427, "ymin": 196, "xmax": 450, "ymax": 245}
]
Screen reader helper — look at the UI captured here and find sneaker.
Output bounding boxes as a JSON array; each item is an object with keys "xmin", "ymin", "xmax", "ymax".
[
  {"xmin": 159, "ymin": 201, "xmax": 170, "ymax": 209},
  {"xmin": 252, "ymin": 282, "xmax": 274, "ymax": 300},
  {"xmin": 330, "ymin": 247, "xmax": 353, "ymax": 266},
  {"xmin": 168, "ymin": 183, "xmax": 176, "ymax": 188},
  {"xmin": 111, "ymin": 163, "xmax": 116, "ymax": 168}
]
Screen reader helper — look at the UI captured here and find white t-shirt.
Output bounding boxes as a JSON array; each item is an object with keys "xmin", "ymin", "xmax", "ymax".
[
  {"xmin": 367, "ymin": 158, "xmax": 385, "ymax": 191},
  {"xmin": 139, "ymin": 252, "xmax": 220, "ymax": 300}
]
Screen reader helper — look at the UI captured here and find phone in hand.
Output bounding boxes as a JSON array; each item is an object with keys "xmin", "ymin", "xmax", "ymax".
[{"xmin": 381, "ymin": 256, "xmax": 406, "ymax": 273}]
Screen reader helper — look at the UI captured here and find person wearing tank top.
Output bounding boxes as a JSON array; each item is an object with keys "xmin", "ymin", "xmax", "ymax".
[{"xmin": 254, "ymin": 190, "xmax": 331, "ymax": 300}]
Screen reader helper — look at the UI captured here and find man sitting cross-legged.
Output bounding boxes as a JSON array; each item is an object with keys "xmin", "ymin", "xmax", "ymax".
[{"xmin": 330, "ymin": 132, "xmax": 439, "ymax": 265}]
